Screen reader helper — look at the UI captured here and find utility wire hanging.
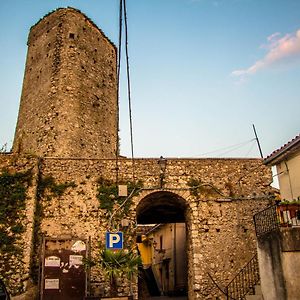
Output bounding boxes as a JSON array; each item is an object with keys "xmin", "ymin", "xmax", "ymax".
[
  {"xmin": 115, "ymin": 0, "xmax": 123, "ymax": 184},
  {"xmin": 118, "ymin": 0, "xmax": 136, "ymax": 180},
  {"xmin": 198, "ymin": 138, "xmax": 256, "ymax": 157}
]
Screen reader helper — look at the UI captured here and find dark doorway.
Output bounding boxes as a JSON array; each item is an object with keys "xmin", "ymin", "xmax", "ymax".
[{"xmin": 136, "ymin": 192, "xmax": 186, "ymax": 224}]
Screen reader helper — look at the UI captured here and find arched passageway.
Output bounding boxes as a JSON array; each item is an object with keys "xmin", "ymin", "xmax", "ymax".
[
  {"xmin": 136, "ymin": 191, "xmax": 188, "ymax": 300},
  {"xmin": 136, "ymin": 191, "xmax": 187, "ymax": 224}
]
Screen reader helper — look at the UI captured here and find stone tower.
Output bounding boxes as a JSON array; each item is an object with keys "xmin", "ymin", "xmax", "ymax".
[{"xmin": 13, "ymin": 7, "xmax": 118, "ymax": 158}]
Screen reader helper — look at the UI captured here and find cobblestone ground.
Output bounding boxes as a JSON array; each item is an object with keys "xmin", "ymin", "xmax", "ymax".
[{"xmin": 147, "ymin": 296, "xmax": 187, "ymax": 300}]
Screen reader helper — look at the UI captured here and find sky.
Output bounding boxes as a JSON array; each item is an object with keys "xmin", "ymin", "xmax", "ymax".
[{"xmin": 0, "ymin": 0, "xmax": 299, "ymax": 159}]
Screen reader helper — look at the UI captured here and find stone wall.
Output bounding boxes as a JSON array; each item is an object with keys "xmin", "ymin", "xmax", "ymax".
[
  {"xmin": 0, "ymin": 154, "xmax": 38, "ymax": 295},
  {"xmin": 0, "ymin": 155, "xmax": 273, "ymax": 299},
  {"xmin": 13, "ymin": 8, "xmax": 118, "ymax": 158},
  {"xmin": 0, "ymin": 153, "xmax": 275, "ymax": 300}
]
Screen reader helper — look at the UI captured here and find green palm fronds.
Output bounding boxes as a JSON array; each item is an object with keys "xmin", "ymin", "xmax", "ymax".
[{"xmin": 97, "ymin": 249, "xmax": 142, "ymax": 296}]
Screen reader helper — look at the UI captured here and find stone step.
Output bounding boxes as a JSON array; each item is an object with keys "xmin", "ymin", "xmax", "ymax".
[
  {"xmin": 255, "ymin": 284, "xmax": 262, "ymax": 295},
  {"xmin": 245, "ymin": 295, "xmax": 263, "ymax": 300}
]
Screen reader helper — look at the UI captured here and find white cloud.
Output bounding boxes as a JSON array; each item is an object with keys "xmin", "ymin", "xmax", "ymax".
[{"xmin": 232, "ymin": 29, "xmax": 300, "ymax": 78}]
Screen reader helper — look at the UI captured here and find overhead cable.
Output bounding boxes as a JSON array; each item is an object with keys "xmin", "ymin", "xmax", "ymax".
[
  {"xmin": 199, "ymin": 138, "xmax": 256, "ymax": 157},
  {"xmin": 123, "ymin": 0, "xmax": 136, "ymax": 180},
  {"xmin": 115, "ymin": 0, "xmax": 123, "ymax": 183}
]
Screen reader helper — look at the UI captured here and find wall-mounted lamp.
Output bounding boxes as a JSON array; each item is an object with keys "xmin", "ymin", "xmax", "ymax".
[{"xmin": 158, "ymin": 156, "xmax": 167, "ymax": 188}]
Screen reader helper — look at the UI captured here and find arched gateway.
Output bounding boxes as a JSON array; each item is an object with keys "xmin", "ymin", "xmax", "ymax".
[
  {"xmin": 135, "ymin": 190, "xmax": 191, "ymax": 299},
  {"xmin": 136, "ymin": 190, "xmax": 188, "ymax": 224}
]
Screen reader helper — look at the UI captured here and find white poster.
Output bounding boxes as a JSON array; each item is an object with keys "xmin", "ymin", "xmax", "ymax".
[
  {"xmin": 45, "ymin": 278, "xmax": 59, "ymax": 289},
  {"xmin": 45, "ymin": 256, "xmax": 60, "ymax": 267},
  {"xmin": 69, "ymin": 254, "xmax": 83, "ymax": 266}
]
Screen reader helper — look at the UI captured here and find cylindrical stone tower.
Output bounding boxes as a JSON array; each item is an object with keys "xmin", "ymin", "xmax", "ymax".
[{"xmin": 13, "ymin": 7, "xmax": 118, "ymax": 158}]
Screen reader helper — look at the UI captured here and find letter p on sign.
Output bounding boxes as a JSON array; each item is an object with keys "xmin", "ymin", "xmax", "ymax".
[{"xmin": 105, "ymin": 232, "xmax": 123, "ymax": 250}]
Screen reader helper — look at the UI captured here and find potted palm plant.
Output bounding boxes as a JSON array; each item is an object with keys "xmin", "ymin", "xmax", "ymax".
[{"xmin": 96, "ymin": 249, "xmax": 141, "ymax": 299}]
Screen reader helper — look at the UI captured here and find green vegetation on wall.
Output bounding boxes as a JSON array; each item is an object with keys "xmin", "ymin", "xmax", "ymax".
[
  {"xmin": 30, "ymin": 175, "xmax": 76, "ymax": 282},
  {"xmin": 0, "ymin": 169, "xmax": 32, "ymax": 255},
  {"xmin": 96, "ymin": 177, "xmax": 143, "ymax": 214},
  {"xmin": 187, "ymin": 178, "xmax": 227, "ymax": 198},
  {"xmin": 38, "ymin": 175, "xmax": 76, "ymax": 199}
]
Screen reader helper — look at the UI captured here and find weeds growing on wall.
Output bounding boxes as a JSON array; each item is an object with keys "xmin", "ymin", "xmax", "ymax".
[
  {"xmin": 30, "ymin": 175, "xmax": 77, "ymax": 282},
  {"xmin": 96, "ymin": 177, "xmax": 143, "ymax": 215},
  {"xmin": 187, "ymin": 178, "xmax": 223, "ymax": 198},
  {"xmin": 0, "ymin": 168, "xmax": 32, "ymax": 255},
  {"xmin": 37, "ymin": 175, "xmax": 76, "ymax": 199}
]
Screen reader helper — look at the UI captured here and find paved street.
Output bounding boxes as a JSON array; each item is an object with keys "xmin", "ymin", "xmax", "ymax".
[{"xmin": 147, "ymin": 297, "xmax": 187, "ymax": 300}]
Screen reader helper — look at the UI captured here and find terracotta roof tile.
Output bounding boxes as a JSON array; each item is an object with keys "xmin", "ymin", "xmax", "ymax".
[{"xmin": 264, "ymin": 133, "xmax": 300, "ymax": 165}]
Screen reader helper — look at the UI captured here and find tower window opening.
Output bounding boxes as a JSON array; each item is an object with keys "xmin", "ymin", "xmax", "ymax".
[{"xmin": 69, "ymin": 33, "xmax": 75, "ymax": 39}]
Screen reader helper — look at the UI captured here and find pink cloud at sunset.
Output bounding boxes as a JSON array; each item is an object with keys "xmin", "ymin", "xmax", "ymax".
[{"xmin": 232, "ymin": 29, "xmax": 300, "ymax": 77}]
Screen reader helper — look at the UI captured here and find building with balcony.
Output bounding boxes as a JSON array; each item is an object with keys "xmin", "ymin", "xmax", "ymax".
[
  {"xmin": 264, "ymin": 134, "xmax": 300, "ymax": 201},
  {"xmin": 252, "ymin": 134, "xmax": 300, "ymax": 300}
]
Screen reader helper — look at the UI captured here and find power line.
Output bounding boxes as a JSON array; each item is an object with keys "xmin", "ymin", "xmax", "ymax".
[
  {"xmin": 115, "ymin": 0, "xmax": 123, "ymax": 183},
  {"xmin": 244, "ymin": 140, "xmax": 256, "ymax": 157},
  {"xmin": 123, "ymin": 0, "xmax": 135, "ymax": 180},
  {"xmin": 198, "ymin": 138, "xmax": 256, "ymax": 157}
]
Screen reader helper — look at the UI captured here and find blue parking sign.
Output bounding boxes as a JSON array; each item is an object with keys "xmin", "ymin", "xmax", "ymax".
[{"xmin": 105, "ymin": 232, "xmax": 123, "ymax": 250}]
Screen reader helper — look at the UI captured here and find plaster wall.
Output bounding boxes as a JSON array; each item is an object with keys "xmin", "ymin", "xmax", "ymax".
[
  {"xmin": 149, "ymin": 223, "xmax": 187, "ymax": 294},
  {"xmin": 282, "ymin": 252, "xmax": 300, "ymax": 300},
  {"xmin": 276, "ymin": 153, "xmax": 300, "ymax": 200},
  {"xmin": 257, "ymin": 227, "xmax": 300, "ymax": 300}
]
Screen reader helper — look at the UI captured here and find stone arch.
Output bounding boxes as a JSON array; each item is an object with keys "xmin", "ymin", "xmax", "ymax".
[
  {"xmin": 135, "ymin": 189, "xmax": 195, "ymax": 299},
  {"xmin": 136, "ymin": 190, "xmax": 189, "ymax": 224}
]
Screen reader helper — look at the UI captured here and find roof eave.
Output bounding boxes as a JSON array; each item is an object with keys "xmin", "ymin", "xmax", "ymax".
[{"xmin": 264, "ymin": 139, "xmax": 300, "ymax": 166}]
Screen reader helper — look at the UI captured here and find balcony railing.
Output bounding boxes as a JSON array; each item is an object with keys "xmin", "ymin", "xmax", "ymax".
[
  {"xmin": 253, "ymin": 204, "xmax": 279, "ymax": 237},
  {"xmin": 253, "ymin": 203, "xmax": 300, "ymax": 237}
]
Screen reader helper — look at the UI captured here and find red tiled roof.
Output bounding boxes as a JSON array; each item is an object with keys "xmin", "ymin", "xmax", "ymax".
[{"xmin": 264, "ymin": 133, "xmax": 300, "ymax": 165}]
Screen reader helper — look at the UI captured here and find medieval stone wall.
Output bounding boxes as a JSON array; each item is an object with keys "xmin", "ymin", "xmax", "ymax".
[
  {"xmin": 37, "ymin": 156, "xmax": 273, "ymax": 299},
  {"xmin": 0, "ymin": 154, "xmax": 274, "ymax": 299},
  {"xmin": 13, "ymin": 8, "xmax": 118, "ymax": 158},
  {"xmin": 0, "ymin": 154, "xmax": 38, "ymax": 295}
]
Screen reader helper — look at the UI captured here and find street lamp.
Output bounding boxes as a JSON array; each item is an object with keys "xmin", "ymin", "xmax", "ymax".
[{"xmin": 158, "ymin": 156, "xmax": 167, "ymax": 188}]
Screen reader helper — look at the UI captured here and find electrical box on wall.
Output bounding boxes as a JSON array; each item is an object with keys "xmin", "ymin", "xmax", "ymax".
[{"xmin": 118, "ymin": 185, "xmax": 128, "ymax": 197}]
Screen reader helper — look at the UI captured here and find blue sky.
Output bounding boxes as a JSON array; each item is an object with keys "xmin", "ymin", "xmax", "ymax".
[{"xmin": 0, "ymin": 0, "xmax": 299, "ymax": 158}]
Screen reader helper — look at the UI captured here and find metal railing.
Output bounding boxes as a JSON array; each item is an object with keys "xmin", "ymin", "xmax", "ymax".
[
  {"xmin": 226, "ymin": 254, "xmax": 260, "ymax": 300},
  {"xmin": 254, "ymin": 203, "xmax": 300, "ymax": 237},
  {"xmin": 253, "ymin": 204, "xmax": 279, "ymax": 237}
]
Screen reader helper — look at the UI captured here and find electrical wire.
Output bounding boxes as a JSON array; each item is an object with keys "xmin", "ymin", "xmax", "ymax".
[
  {"xmin": 244, "ymin": 140, "xmax": 256, "ymax": 157},
  {"xmin": 198, "ymin": 138, "xmax": 256, "ymax": 157},
  {"xmin": 123, "ymin": 0, "xmax": 136, "ymax": 180},
  {"xmin": 115, "ymin": 0, "xmax": 123, "ymax": 184}
]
